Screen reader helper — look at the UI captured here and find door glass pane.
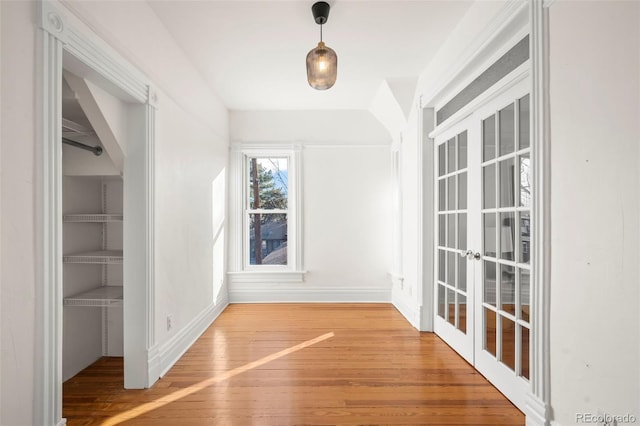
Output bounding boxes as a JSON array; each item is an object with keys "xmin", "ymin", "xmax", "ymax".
[
  {"xmin": 438, "ymin": 215, "xmax": 446, "ymax": 246},
  {"xmin": 499, "ymin": 103, "xmax": 515, "ymax": 155},
  {"xmin": 520, "ymin": 325, "xmax": 530, "ymax": 379},
  {"xmin": 447, "ymin": 214, "xmax": 456, "ymax": 248},
  {"xmin": 457, "ymin": 213, "xmax": 467, "ymax": 252},
  {"xmin": 483, "ymin": 213, "xmax": 496, "ymax": 257},
  {"xmin": 519, "ymin": 212, "xmax": 531, "ymax": 264},
  {"xmin": 519, "ymin": 269, "xmax": 530, "ymax": 322},
  {"xmin": 447, "ymin": 176, "xmax": 456, "ymax": 210},
  {"xmin": 500, "ymin": 264, "xmax": 516, "ymax": 315},
  {"xmin": 438, "ymin": 250, "xmax": 446, "ymax": 282},
  {"xmin": 483, "ymin": 164, "xmax": 496, "ymax": 209},
  {"xmin": 438, "ymin": 180, "xmax": 446, "ymax": 211},
  {"xmin": 447, "ymin": 288, "xmax": 456, "ymax": 326},
  {"xmin": 500, "ymin": 316, "xmax": 516, "ymax": 371},
  {"xmin": 519, "ymin": 154, "xmax": 531, "ymax": 207},
  {"xmin": 438, "ymin": 284, "xmax": 446, "ymax": 318},
  {"xmin": 447, "ymin": 138, "xmax": 456, "ymax": 173},
  {"xmin": 458, "ymin": 294, "xmax": 467, "ymax": 333},
  {"xmin": 519, "ymin": 95, "xmax": 530, "ymax": 149},
  {"xmin": 458, "ymin": 172, "xmax": 467, "ymax": 210},
  {"xmin": 458, "ymin": 131, "xmax": 468, "ymax": 169},
  {"xmin": 484, "ymin": 261, "xmax": 496, "ymax": 306},
  {"xmin": 483, "ymin": 115, "xmax": 496, "ymax": 161},
  {"xmin": 499, "ymin": 158, "xmax": 515, "ymax": 208},
  {"xmin": 447, "ymin": 251, "xmax": 456, "ymax": 286},
  {"xmin": 438, "ymin": 144, "xmax": 446, "ymax": 177},
  {"xmin": 458, "ymin": 255, "xmax": 467, "ymax": 292},
  {"xmin": 499, "ymin": 212, "xmax": 515, "ymax": 261},
  {"xmin": 484, "ymin": 308, "xmax": 497, "ymax": 356}
]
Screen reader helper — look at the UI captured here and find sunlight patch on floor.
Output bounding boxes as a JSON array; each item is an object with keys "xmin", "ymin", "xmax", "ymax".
[{"xmin": 101, "ymin": 332, "xmax": 335, "ymax": 425}]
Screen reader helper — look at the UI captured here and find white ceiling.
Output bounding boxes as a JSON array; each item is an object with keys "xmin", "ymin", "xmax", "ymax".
[{"xmin": 148, "ymin": 0, "xmax": 474, "ymax": 111}]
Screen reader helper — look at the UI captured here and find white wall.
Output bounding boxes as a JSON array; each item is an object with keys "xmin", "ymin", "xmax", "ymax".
[
  {"xmin": 304, "ymin": 145, "xmax": 391, "ymax": 295},
  {"xmin": 1, "ymin": 2, "xmax": 38, "ymax": 424},
  {"xmin": 0, "ymin": 0, "xmax": 229, "ymax": 423},
  {"xmin": 548, "ymin": 1, "xmax": 640, "ymax": 423},
  {"xmin": 230, "ymin": 110, "xmax": 392, "ymax": 300}
]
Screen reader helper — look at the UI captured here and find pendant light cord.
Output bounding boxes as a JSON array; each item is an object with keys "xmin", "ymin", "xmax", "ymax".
[{"xmin": 320, "ymin": 23, "xmax": 323, "ymax": 42}]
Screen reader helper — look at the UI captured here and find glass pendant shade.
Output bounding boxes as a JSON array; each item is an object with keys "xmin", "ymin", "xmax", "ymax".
[{"xmin": 306, "ymin": 41, "xmax": 337, "ymax": 90}]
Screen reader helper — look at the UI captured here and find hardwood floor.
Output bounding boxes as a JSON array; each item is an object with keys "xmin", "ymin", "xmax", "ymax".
[{"xmin": 63, "ymin": 304, "xmax": 524, "ymax": 425}]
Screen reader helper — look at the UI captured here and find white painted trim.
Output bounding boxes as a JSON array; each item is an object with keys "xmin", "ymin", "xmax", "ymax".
[
  {"xmin": 228, "ymin": 271, "xmax": 307, "ymax": 284},
  {"xmin": 37, "ymin": 26, "xmax": 65, "ymax": 426},
  {"xmin": 525, "ymin": 0, "xmax": 552, "ymax": 424},
  {"xmin": 422, "ymin": 0, "xmax": 529, "ymax": 109},
  {"xmin": 231, "ymin": 141, "xmax": 390, "ymax": 150},
  {"xmin": 148, "ymin": 300, "xmax": 229, "ymax": 380},
  {"xmin": 55, "ymin": 419, "xmax": 67, "ymax": 426},
  {"xmin": 229, "ymin": 285, "xmax": 391, "ymax": 303},
  {"xmin": 429, "ymin": 62, "xmax": 530, "ymax": 139},
  {"xmin": 38, "ymin": 0, "xmax": 156, "ymax": 423},
  {"xmin": 391, "ymin": 288, "xmax": 421, "ymax": 329}
]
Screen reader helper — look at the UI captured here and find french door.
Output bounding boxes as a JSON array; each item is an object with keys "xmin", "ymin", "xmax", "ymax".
[{"xmin": 434, "ymin": 79, "xmax": 531, "ymax": 411}]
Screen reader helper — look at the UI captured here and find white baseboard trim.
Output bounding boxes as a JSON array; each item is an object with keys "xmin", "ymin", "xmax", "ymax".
[
  {"xmin": 56, "ymin": 419, "xmax": 67, "ymax": 426},
  {"xmin": 229, "ymin": 284, "xmax": 391, "ymax": 303},
  {"xmin": 391, "ymin": 289, "xmax": 421, "ymax": 329},
  {"xmin": 148, "ymin": 295, "xmax": 229, "ymax": 382}
]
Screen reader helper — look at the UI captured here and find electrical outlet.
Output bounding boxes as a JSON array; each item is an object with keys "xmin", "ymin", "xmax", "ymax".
[{"xmin": 166, "ymin": 314, "xmax": 174, "ymax": 331}]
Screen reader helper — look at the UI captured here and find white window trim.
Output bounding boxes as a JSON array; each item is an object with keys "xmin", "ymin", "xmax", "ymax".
[{"xmin": 228, "ymin": 144, "xmax": 305, "ymax": 283}]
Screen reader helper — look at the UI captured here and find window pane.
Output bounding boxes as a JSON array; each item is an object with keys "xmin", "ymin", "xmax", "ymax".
[
  {"xmin": 438, "ymin": 179, "xmax": 446, "ymax": 212},
  {"xmin": 447, "ymin": 288, "xmax": 456, "ymax": 326},
  {"xmin": 438, "ymin": 285, "xmax": 446, "ymax": 318},
  {"xmin": 447, "ymin": 138, "xmax": 456, "ymax": 174},
  {"xmin": 519, "ymin": 154, "xmax": 531, "ymax": 207},
  {"xmin": 458, "ymin": 131, "xmax": 468, "ymax": 169},
  {"xmin": 447, "ymin": 251, "xmax": 456, "ymax": 286},
  {"xmin": 483, "ymin": 164, "xmax": 496, "ymax": 209},
  {"xmin": 519, "ymin": 95, "xmax": 530, "ymax": 149},
  {"xmin": 500, "ymin": 212, "xmax": 515, "ymax": 261},
  {"xmin": 447, "ymin": 176, "xmax": 456, "ymax": 210},
  {"xmin": 520, "ymin": 269, "xmax": 530, "ymax": 322},
  {"xmin": 458, "ymin": 253, "xmax": 467, "ymax": 292},
  {"xmin": 447, "ymin": 213, "xmax": 455, "ymax": 249},
  {"xmin": 484, "ymin": 261, "xmax": 496, "ymax": 306},
  {"xmin": 458, "ymin": 294, "xmax": 467, "ymax": 334},
  {"xmin": 249, "ymin": 157, "xmax": 288, "ymax": 209},
  {"xmin": 438, "ymin": 250, "xmax": 446, "ymax": 282},
  {"xmin": 483, "ymin": 115, "xmax": 496, "ymax": 161},
  {"xmin": 499, "ymin": 103, "xmax": 515, "ymax": 155},
  {"xmin": 499, "ymin": 158, "xmax": 515, "ymax": 208},
  {"xmin": 520, "ymin": 325, "xmax": 530, "ymax": 379},
  {"xmin": 438, "ymin": 214, "xmax": 446, "ymax": 247},
  {"xmin": 501, "ymin": 316, "xmax": 516, "ymax": 371},
  {"xmin": 483, "ymin": 213, "xmax": 496, "ymax": 257},
  {"xmin": 485, "ymin": 308, "xmax": 497, "ymax": 356},
  {"xmin": 500, "ymin": 264, "xmax": 516, "ymax": 315},
  {"xmin": 458, "ymin": 172, "xmax": 467, "ymax": 210},
  {"xmin": 438, "ymin": 144, "xmax": 446, "ymax": 177},
  {"xmin": 519, "ymin": 212, "xmax": 531, "ymax": 264},
  {"xmin": 457, "ymin": 213, "xmax": 467, "ymax": 252},
  {"xmin": 249, "ymin": 213, "xmax": 287, "ymax": 265}
]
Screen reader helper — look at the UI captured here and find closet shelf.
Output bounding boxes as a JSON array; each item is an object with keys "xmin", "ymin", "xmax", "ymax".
[
  {"xmin": 64, "ymin": 285, "xmax": 123, "ymax": 307},
  {"xmin": 63, "ymin": 250, "xmax": 123, "ymax": 264},
  {"xmin": 64, "ymin": 213, "xmax": 123, "ymax": 223}
]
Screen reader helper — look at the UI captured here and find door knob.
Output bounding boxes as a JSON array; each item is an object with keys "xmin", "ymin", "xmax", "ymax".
[{"xmin": 461, "ymin": 250, "xmax": 481, "ymax": 260}]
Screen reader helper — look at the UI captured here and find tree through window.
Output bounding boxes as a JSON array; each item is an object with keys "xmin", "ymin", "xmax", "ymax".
[{"xmin": 247, "ymin": 157, "xmax": 289, "ymax": 265}]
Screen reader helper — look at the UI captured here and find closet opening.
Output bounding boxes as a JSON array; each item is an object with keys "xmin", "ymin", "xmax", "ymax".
[{"xmin": 61, "ymin": 70, "xmax": 126, "ymax": 383}]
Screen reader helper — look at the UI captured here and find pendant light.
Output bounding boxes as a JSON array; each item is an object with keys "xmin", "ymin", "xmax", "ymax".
[{"xmin": 306, "ymin": 1, "xmax": 337, "ymax": 90}]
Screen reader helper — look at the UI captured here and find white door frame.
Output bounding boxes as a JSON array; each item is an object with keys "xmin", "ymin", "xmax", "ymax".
[
  {"xmin": 420, "ymin": 1, "xmax": 552, "ymax": 424},
  {"xmin": 37, "ymin": 1, "xmax": 157, "ymax": 424}
]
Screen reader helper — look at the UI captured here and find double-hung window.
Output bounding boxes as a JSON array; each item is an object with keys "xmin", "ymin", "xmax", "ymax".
[
  {"xmin": 229, "ymin": 145, "xmax": 303, "ymax": 280},
  {"xmin": 246, "ymin": 157, "xmax": 289, "ymax": 266}
]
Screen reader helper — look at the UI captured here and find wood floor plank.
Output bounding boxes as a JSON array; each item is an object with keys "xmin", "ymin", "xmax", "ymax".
[{"xmin": 63, "ymin": 303, "xmax": 524, "ymax": 425}]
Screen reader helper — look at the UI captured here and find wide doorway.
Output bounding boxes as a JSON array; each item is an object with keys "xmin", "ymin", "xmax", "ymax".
[{"xmin": 433, "ymin": 78, "xmax": 532, "ymax": 411}]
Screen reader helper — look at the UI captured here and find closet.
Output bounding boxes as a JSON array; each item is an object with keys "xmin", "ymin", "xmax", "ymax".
[{"xmin": 61, "ymin": 74, "xmax": 125, "ymax": 381}]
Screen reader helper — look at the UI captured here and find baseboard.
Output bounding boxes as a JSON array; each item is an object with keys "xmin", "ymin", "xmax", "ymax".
[
  {"xmin": 228, "ymin": 284, "xmax": 391, "ymax": 303},
  {"xmin": 56, "ymin": 419, "xmax": 67, "ymax": 426},
  {"xmin": 391, "ymin": 288, "xmax": 421, "ymax": 329},
  {"xmin": 147, "ymin": 295, "xmax": 229, "ymax": 382}
]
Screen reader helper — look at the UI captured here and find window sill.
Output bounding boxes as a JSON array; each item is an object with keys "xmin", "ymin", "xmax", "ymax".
[{"xmin": 228, "ymin": 270, "xmax": 307, "ymax": 284}]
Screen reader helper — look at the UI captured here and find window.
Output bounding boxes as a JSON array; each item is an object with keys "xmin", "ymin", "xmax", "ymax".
[
  {"xmin": 229, "ymin": 145, "xmax": 303, "ymax": 280},
  {"xmin": 247, "ymin": 157, "xmax": 289, "ymax": 266}
]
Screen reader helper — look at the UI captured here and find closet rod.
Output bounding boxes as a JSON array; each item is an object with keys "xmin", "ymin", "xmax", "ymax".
[{"xmin": 62, "ymin": 138, "xmax": 103, "ymax": 156}]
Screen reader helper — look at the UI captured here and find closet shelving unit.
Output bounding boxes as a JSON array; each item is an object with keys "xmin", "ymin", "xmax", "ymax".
[{"xmin": 62, "ymin": 119, "xmax": 124, "ymax": 309}]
